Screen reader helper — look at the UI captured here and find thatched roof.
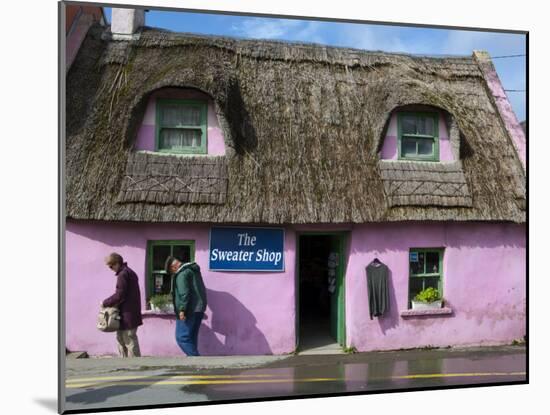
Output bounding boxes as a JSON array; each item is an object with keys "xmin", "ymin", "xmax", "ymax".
[
  {"xmin": 379, "ymin": 160, "xmax": 472, "ymax": 208},
  {"xmin": 65, "ymin": 25, "xmax": 526, "ymax": 224},
  {"xmin": 117, "ymin": 152, "xmax": 228, "ymax": 205}
]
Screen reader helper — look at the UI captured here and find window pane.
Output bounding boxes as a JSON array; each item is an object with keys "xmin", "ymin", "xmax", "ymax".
[
  {"xmin": 402, "ymin": 116, "xmax": 416, "ymax": 134},
  {"xmin": 173, "ymin": 245, "xmax": 191, "ymax": 263},
  {"xmin": 152, "ymin": 272, "xmax": 172, "ymax": 295},
  {"xmin": 402, "ymin": 138, "xmax": 417, "ymax": 156},
  {"xmin": 161, "ymin": 105, "xmax": 181, "ymax": 125},
  {"xmin": 160, "ymin": 128, "xmax": 182, "ymax": 148},
  {"xmin": 152, "ymin": 245, "xmax": 171, "ymax": 271},
  {"xmin": 160, "ymin": 129, "xmax": 202, "ymax": 149},
  {"xmin": 417, "ymin": 116, "xmax": 435, "ymax": 136},
  {"xmin": 153, "ymin": 272, "xmax": 164, "ymax": 294},
  {"xmin": 417, "ymin": 138, "xmax": 434, "ymax": 155},
  {"xmin": 409, "ymin": 278, "xmax": 424, "ymax": 299},
  {"xmin": 181, "ymin": 129, "xmax": 202, "ymax": 147},
  {"xmin": 160, "ymin": 274, "xmax": 172, "ymax": 294},
  {"xmin": 410, "ymin": 251, "xmax": 425, "ymax": 275},
  {"xmin": 426, "ymin": 252, "xmax": 440, "ymax": 274},
  {"xmin": 181, "ymin": 106, "xmax": 201, "ymax": 126},
  {"xmin": 423, "ymin": 276, "xmax": 440, "ymax": 291},
  {"xmin": 161, "ymin": 104, "xmax": 202, "ymax": 127}
]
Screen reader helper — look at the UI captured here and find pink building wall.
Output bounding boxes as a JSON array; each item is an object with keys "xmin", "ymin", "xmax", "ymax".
[
  {"xmin": 380, "ymin": 112, "xmax": 454, "ymax": 161},
  {"xmin": 134, "ymin": 88, "xmax": 226, "ymax": 155},
  {"xmin": 66, "ymin": 220, "xmax": 525, "ymax": 356},
  {"xmin": 345, "ymin": 222, "xmax": 525, "ymax": 351},
  {"xmin": 66, "ymin": 221, "xmax": 296, "ymax": 356}
]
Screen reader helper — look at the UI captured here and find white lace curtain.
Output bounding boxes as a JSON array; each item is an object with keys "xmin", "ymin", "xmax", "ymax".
[
  {"xmin": 160, "ymin": 129, "xmax": 201, "ymax": 149},
  {"xmin": 161, "ymin": 105, "xmax": 201, "ymax": 126},
  {"xmin": 160, "ymin": 104, "xmax": 202, "ymax": 149}
]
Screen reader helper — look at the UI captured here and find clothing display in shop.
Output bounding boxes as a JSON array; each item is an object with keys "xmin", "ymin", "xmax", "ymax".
[
  {"xmin": 327, "ymin": 252, "xmax": 338, "ymax": 294},
  {"xmin": 366, "ymin": 258, "xmax": 390, "ymax": 319}
]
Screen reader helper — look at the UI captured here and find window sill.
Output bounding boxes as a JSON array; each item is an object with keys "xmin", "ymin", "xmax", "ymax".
[
  {"xmin": 396, "ymin": 158, "xmax": 440, "ymax": 163},
  {"xmin": 135, "ymin": 150, "xmax": 213, "ymax": 157},
  {"xmin": 400, "ymin": 307, "xmax": 453, "ymax": 317},
  {"xmin": 155, "ymin": 149, "xmax": 208, "ymax": 155}
]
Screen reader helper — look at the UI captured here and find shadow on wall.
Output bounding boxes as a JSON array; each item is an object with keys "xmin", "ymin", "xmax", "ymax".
[
  {"xmin": 223, "ymin": 79, "xmax": 258, "ymax": 155},
  {"xmin": 200, "ymin": 289, "xmax": 272, "ymax": 356},
  {"xmin": 376, "ymin": 268, "xmax": 399, "ymax": 335}
]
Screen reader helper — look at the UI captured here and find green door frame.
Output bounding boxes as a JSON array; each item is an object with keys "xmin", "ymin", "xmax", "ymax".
[{"xmin": 295, "ymin": 231, "xmax": 348, "ymax": 350}]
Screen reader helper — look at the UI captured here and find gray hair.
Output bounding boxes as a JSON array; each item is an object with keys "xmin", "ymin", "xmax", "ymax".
[
  {"xmin": 164, "ymin": 256, "xmax": 177, "ymax": 274},
  {"xmin": 105, "ymin": 252, "xmax": 123, "ymax": 266}
]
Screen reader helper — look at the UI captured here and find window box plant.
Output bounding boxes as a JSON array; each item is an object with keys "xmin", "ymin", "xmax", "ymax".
[
  {"xmin": 149, "ymin": 294, "xmax": 174, "ymax": 313},
  {"xmin": 411, "ymin": 287, "xmax": 443, "ymax": 310}
]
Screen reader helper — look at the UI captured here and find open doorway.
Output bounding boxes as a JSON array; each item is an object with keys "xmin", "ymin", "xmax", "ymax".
[{"xmin": 297, "ymin": 233, "xmax": 346, "ymax": 354}]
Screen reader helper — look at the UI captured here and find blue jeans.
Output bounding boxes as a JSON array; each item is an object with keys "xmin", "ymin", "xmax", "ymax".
[{"xmin": 175, "ymin": 312, "xmax": 204, "ymax": 356}]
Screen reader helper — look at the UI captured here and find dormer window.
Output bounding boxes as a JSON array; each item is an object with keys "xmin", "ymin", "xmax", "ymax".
[
  {"xmin": 156, "ymin": 99, "xmax": 207, "ymax": 154},
  {"xmin": 398, "ymin": 112, "xmax": 439, "ymax": 161}
]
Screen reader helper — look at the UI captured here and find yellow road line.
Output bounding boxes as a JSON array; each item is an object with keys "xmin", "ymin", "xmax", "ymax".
[
  {"xmin": 392, "ymin": 372, "xmax": 526, "ymax": 380},
  {"xmin": 65, "ymin": 371, "xmax": 526, "ymax": 390},
  {"xmin": 66, "ymin": 374, "xmax": 276, "ymax": 383},
  {"xmin": 66, "ymin": 377, "xmax": 339, "ymax": 389}
]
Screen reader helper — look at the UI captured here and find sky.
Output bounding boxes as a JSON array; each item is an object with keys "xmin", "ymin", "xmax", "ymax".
[{"xmin": 104, "ymin": 8, "xmax": 526, "ymax": 121}]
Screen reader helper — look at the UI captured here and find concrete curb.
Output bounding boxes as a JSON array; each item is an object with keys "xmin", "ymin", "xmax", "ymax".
[{"xmin": 66, "ymin": 354, "xmax": 294, "ymax": 372}]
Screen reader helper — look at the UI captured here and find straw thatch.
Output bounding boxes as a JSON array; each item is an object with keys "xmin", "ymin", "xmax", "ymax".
[
  {"xmin": 65, "ymin": 25, "xmax": 526, "ymax": 224},
  {"xmin": 117, "ymin": 152, "xmax": 227, "ymax": 205},
  {"xmin": 379, "ymin": 161, "xmax": 472, "ymax": 208}
]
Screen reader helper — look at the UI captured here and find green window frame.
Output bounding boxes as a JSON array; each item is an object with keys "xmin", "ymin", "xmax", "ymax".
[
  {"xmin": 397, "ymin": 112, "xmax": 439, "ymax": 161},
  {"xmin": 155, "ymin": 99, "xmax": 208, "ymax": 154},
  {"xmin": 408, "ymin": 248, "xmax": 444, "ymax": 307},
  {"xmin": 146, "ymin": 240, "xmax": 195, "ymax": 305}
]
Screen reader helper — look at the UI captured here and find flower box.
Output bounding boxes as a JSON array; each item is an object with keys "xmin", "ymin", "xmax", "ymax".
[
  {"xmin": 411, "ymin": 300, "xmax": 442, "ymax": 310},
  {"xmin": 150, "ymin": 303, "xmax": 174, "ymax": 313}
]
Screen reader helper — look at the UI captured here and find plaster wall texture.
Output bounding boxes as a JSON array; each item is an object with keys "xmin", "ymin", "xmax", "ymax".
[
  {"xmin": 66, "ymin": 221, "xmax": 295, "ymax": 356},
  {"xmin": 345, "ymin": 222, "xmax": 525, "ymax": 351},
  {"xmin": 65, "ymin": 221, "xmax": 525, "ymax": 356}
]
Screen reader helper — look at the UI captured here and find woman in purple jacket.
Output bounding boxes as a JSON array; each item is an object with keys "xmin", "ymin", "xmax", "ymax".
[{"xmin": 102, "ymin": 253, "xmax": 143, "ymax": 357}]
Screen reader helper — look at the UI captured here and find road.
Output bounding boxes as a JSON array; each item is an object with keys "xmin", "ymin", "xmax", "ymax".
[{"xmin": 63, "ymin": 345, "xmax": 526, "ymax": 413}]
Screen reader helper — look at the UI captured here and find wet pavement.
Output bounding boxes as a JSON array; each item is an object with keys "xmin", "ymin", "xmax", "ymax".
[{"xmin": 63, "ymin": 345, "xmax": 526, "ymax": 412}]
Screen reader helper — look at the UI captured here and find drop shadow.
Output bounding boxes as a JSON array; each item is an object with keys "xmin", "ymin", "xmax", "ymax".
[
  {"xmin": 33, "ymin": 398, "xmax": 57, "ymax": 413},
  {"xmin": 202, "ymin": 289, "xmax": 272, "ymax": 355}
]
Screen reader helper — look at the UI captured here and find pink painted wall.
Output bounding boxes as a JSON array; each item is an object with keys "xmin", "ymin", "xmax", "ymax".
[
  {"xmin": 380, "ymin": 112, "xmax": 454, "ymax": 161},
  {"xmin": 66, "ymin": 220, "xmax": 525, "ymax": 356},
  {"xmin": 134, "ymin": 88, "xmax": 226, "ymax": 155},
  {"xmin": 66, "ymin": 221, "xmax": 296, "ymax": 356},
  {"xmin": 345, "ymin": 222, "xmax": 525, "ymax": 351}
]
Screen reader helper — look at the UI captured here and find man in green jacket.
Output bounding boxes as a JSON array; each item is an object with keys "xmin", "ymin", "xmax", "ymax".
[{"xmin": 165, "ymin": 256, "xmax": 208, "ymax": 356}]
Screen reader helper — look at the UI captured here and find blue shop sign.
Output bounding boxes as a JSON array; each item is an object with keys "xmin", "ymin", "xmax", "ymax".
[{"xmin": 209, "ymin": 227, "xmax": 285, "ymax": 272}]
